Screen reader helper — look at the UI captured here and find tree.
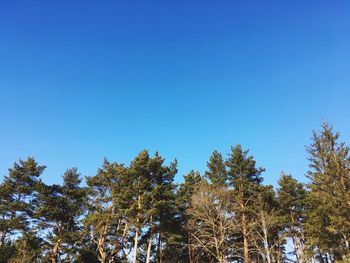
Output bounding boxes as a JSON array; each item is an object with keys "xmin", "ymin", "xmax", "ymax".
[
  {"xmin": 226, "ymin": 144, "xmax": 264, "ymax": 263},
  {"xmin": 35, "ymin": 168, "xmax": 86, "ymax": 263},
  {"xmin": 188, "ymin": 181, "xmax": 240, "ymax": 263},
  {"xmin": 305, "ymin": 122, "xmax": 350, "ymax": 262},
  {"xmin": 174, "ymin": 170, "xmax": 202, "ymax": 263},
  {"xmin": 277, "ymin": 173, "xmax": 307, "ymax": 262},
  {"xmin": 0, "ymin": 158, "xmax": 45, "ymax": 254},
  {"xmin": 8, "ymin": 231, "xmax": 44, "ymax": 263},
  {"xmin": 252, "ymin": 185, "xmax": 285, "ymax": 263},
  {"xmin": 144, "ymin": 153, "xmax": 177, "ymax": 263},
  {"xmin": 85, "ymin": 159, "xmax": 131, "ymax": 263},
  {"xmin": 128, "ymin": 150, "xmax": 153, "ymax": 263},
  {"xmin": 205, "ymin": 150, "xmax": 227, "ymax": 187}
]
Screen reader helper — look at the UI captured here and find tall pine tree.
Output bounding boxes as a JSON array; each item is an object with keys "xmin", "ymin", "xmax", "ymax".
[
  {"xmin": 226, "ymin": 145, "xmax": 264, "ymax": 263},
  {"xmin": 35, "ymin": 168, "xmax": 86, "ymax": 263},
  {"xmin": 277, "ymin": 173, "xmax": 306, "ymax": 262},
  {"xmin": 0, "ymin": 158, "xmax": 45, "ymax": 256},
  {"xmin": 305, "ymin": 122, "xmax": 350, "ymax": 262}
]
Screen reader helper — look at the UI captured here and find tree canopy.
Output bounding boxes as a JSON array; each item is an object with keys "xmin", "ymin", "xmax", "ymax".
[{"xmin": 0, "ymin": 122, "xmax": 349, "ymax": 262}]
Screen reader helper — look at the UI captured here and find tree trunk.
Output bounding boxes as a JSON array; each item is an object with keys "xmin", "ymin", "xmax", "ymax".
[
  {"xmin": 146, "ymin": 215, "xmax": 154, "ymax": 263},
  {"xmin": 120, "ymin": 221, "xmax": 129, "ymax": 258},
  {"xmin": 97, "ymin": 224, "xmax": 109, "ymax": 263},
  {"xmin": 187, "ymin": 220, "xmax": 195, "ymax": 263},
  {"xmin": 342, "ymin": 233, "xmax": 349, "ymax": 250},
  {"xmin": 132, "ymin": 195, "xmax": 142, "ymax": 263},
  {"xmin": 51, "ymin": 239, "xmax": 61, "ymax": 263},
  {"xmin": 292, "ymin": 226, "xmax": 305, "ymax": 263},
  {"xmin": 0, "ymin": 231, "xmax": 6, "ymax": 254},
  {"xmin": 261, "ymin": 212, "xmax": 271, "ymax": 263},
  {"xmin": 158, "ymin": 231, "xmax": 163, "ymax": 263},
  {"xmin": 242, "ymin": 212, "xmax": 250, "ymax": 263}
]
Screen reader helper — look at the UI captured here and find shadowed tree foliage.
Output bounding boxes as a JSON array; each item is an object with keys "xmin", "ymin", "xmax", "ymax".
[
  {"xmin": 174, "ymin": 170, "xmax": 202, "ymax": 263},
  {"xmin": 8, "ymin": 231, "xmax": 44, "ymax": 263}
]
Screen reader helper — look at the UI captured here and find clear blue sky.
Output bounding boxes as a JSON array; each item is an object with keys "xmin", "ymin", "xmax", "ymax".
[{"xmin": 1, "ymin": 1, "xmax": 350, "ymax": 186}]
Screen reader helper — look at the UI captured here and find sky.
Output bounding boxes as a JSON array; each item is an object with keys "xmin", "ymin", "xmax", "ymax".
[{"xmin": 1, "ymin": 1, "xmax": 350, "ymax": 186}]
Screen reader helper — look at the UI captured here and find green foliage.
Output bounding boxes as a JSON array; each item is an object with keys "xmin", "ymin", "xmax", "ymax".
[
  {"xmin": 34, "ymin": 168, "xmax": 86, "ymax": 262},
  {"xmin": 277, "ymin": 173, "xmax": 307, "ymax": 262},
  {"xmin": 226, "ymin": 144, "xmax": 264, "ymax": 187},
  {"xmin": 226, "ymin": 144, "xmax": 265, "ymax": 262},
  {"xmin": 8, "ymin": 231, "xmax": 44, "ymax": 263},
  {"xmin": 305, "ymin": 122, "xmax": 350, "ymax": 261},
  {"xmin": 85, "ymin": 159, "xmax": 129, "ymax": 262},
  {"xmin": 0, "ymin": 158, "xmax": 45, "ymax": 255},
  {"xmin": 0, "ymin": 123, "xmax": 350, "ymax": 262},
  {"xmin": 205, "ymin": 150, "xmax": 227, "ymax": 186}
]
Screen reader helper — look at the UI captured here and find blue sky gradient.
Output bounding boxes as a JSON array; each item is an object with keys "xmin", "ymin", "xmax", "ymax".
[{"xmin": 1, "ymin": 1, "xmax": 350, "ymax": 186}]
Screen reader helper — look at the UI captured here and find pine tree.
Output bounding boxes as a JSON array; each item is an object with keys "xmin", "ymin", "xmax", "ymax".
[
  {"xmin": 85, "ymin": 159, "xmax": 130, "ymax": 263},
  {"xmin": 252, "ymin": 185, "xmax": 284, "ymax": 263},
  {"xmin": 129, "ymin": 150, "xmax": 153, "ymax": 263},
  {"xmin": 205, "ymin": 150, "xmax": 227, "ymax": 187},
  {"xmin": 277, "ymin": 173, "xmax": 307, "ymax": 262},
  {"xmin": 173, "ymin": 170, "xmax": 202, "ymax": 263},
  {"xmin": 8, "ymin": 231, "xmax": 44, "ymax": 263},
  {"xmin": 34, "ymin": 168, "xmax": 86, "ymax": 263},
  {"xmin": 0, "ymin": 158, "xmax": 45, "ymax": 254},
  {"xmin": 145, "ymin": 152, "xmax": 177, "ymax": 263},
  {"xmin": 226, "ymin": 145, "xmax": 264, "ymax": 263},
  {"xmin": 305, "ymin": 122, "xmax": 350, "ymax": 261}
]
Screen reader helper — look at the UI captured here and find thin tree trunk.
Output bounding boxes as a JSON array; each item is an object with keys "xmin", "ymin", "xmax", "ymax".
[
  {"xmin": 132, "ymin": 195, "xmax": 142, "ymax": 263},
  {"xmin": 132, "ymin": 224, "xmax": 140, "ymax": 263},
  {"xmin": 158, "ymin": 231, "xmax": 163, "ymax": 263},
  {"xmin": 120, "ymin": 221, "xmax": 129, "ymax": 258},
  {"xmin": 146, "ymin": 215, "xmax": 154, "ymax": 263},
  {"xmin": 51, "ymin": 239, "xmax": 61, "ymax": 263},
  {"xmin": 97, "ymin": 224, "xmax": 109, "ymax": 263},
  {"xmin": 187, "ymin": 219, "xmax": 195, "ymax": 263},
  {"xmin": 342, "ymin": 233, "xmax": 349, "ymax": 250},
  {"xmin": 293, "ymin": 227, "xmax": 305, "ymax": 263},
  {"xmin": 242, "ymin": 211, "xmax": 250, "ymax": 263},
  {"xmin": 0, "ymin": 231, "xmax": 6, "ymax": 253},
  {"xmin": 261, "ymin": 212, "xmax": 271, "ymax": 263},
  {"xmin": 290, "ymin": 214, "xmax": 305, "ymax": 263}
]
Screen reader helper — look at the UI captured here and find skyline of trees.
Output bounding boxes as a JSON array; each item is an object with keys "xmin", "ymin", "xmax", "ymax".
[{"xmin": 0, "ymin": 122, "xmax": 349, "ymax": 263}]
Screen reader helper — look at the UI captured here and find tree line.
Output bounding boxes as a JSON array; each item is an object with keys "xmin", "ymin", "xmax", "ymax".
[{"xmin": 0, "ymin": 122, "xmax": 349, "ymax": 263}]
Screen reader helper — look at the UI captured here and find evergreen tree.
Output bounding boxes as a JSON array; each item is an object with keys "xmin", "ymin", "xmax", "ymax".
[
  {"xmin": 205, "ymin": 150, "xmax": 227, "ymax": 187},
  {"xmin": 0, "ymin": 158, "xmax": 45, "ymax": 254},
  {"xmin": 226, "ymin": 144, "xmax": 264, "ymax": 263},
  {"xmin": 305, "ymin": 122, "xmax": 350, "ymax": 262},
  {"xmin": 252, "ymin": 185, "xmax": 284, "ymax": 263},
  {"xmin": 172, "ymin": 170, "xmax": 202, "ymax": 263},
  {"xmin": 277, "ymin": 173, "xmax": 307, "ymax": 262},
  {"xmin": 34, "ymin": 168, "xmax": 86, "ymax": 263},
  {"xmin": 8, "ymin": 231, "xmax": 44, "ymax": 263},
  {"xmin": 144, "ymin": 153, "xmax": 177, "ymax": 263},
  {"xmin": 128, "ymin": 150, "xmax": 153, "ymax": 263},
  {"xmin": 85, "ymin": 159, "xmax": 131, "ymax": 263}
]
